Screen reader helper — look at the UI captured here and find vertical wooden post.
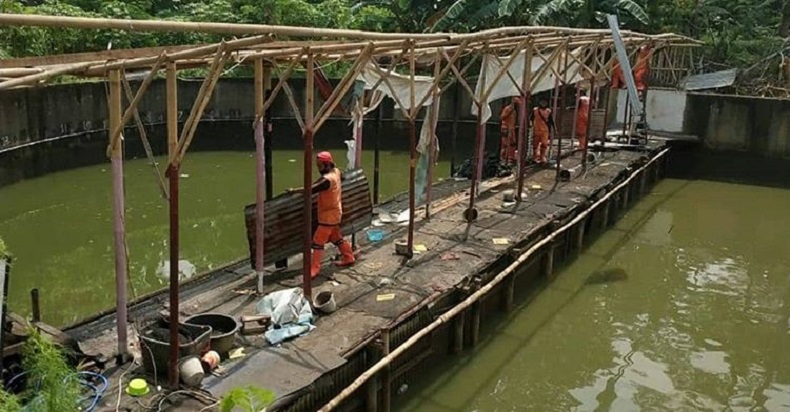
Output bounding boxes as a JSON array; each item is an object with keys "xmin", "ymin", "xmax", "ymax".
[
  {"xmin": 516, "ymin": 46, "xmax": 532, "ymax": 203},
  {"xmin": 264, "ymin": 65, "xmax": 273, "ymax": 200},
  {"xmin": 356, "ymin": 94, "xmax": 364, "ymax": 169},
  {"xmin": 570, "ymin": 83, "xmax": 580, "ymax": 152},
  {"xmin": 380, "ymin": 328, "xmax": 391, "ymax": 412},
  {"xmin": 108, "ymin": 69, "xmax": 129, "ymax": 362},
  {"xmin": 303, "ymin": 51, "xmax": 315, "ymax": 300},
  {"xmin": 450, "ymin": 83, "xmax": 460, "ymax": 175},
  {"xmin": 425, "ymin": 50, "xmax": 441, "ymax": 219},
  {"xmin": 406, "ymin": 43, "xmax": 417, "ymax": 259},
  {"xmin": 466, "ymin": 52, "xmax": 487, "ymax": 233},
  {"xmin": 365, "ymin": 344, "xmax": 380, "ymax": 412},
  {"xmin": 452, "ymin": 312, "xmax": 465, "ymax": 354},
  {"xmin": 254, "ymin": 59, "xmax": 266, "ymax": 294},
  {"xmin": 374, "ymin": 104, "xmax": 382, "ymax": 205},
  {"xmin": 622, "ymin": 183, "xmax": 630, "ymax": 210},
  {"xmin": 544, "ymin": 243, "xmax": 555, "ymax": 280},
  {"xmin": 165, "ymin": 62, "xmax": 180, "ymax": 386},
  {"xmin": 582, "ymin": 78, "xmax": 595, "ymax": 170},
  {"xmin": 601, "ymin": 199, "xmax": 610, "ymax": 230},
  {"xmin": 470, "ymin": 302, "xmax": 481, "ymax": 346},
  {"xmin": 503, "ymin": 276, "xmax": 515, "ymax": 312},
  {"xmin": 576, "ymin": 218, "xmax": 585, "ymax": 251},
  {"xmin": 30, "ymin": 289, "xmax": 40, "ymax": 323}
]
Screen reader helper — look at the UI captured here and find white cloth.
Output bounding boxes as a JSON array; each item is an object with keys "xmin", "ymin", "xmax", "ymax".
[
  {"xmin": 358, "ymin": 64, "xmax": 435, "ymax": 110},
  {"xmin": 256, "ymin": 288, "xmax": 315, "ymax": 345},
  {"xmin": 473, "ymin": 48, "xmax": 587, "ymax": 122}
]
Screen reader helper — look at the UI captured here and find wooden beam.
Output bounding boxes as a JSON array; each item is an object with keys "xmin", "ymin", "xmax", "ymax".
[
  {"xmin": 313, "ymin": 43, "xmax": 376, "ymax": 132},
  {"xmin": 0, "ymin": 44, "xmax": 208, "ymax": 69}
]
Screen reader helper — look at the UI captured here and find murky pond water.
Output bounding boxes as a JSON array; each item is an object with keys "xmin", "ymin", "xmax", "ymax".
[
  {"xmin": 397, "ymin": 178, "xmax": 790, "ymax": 411},
  {"xmin": 0, "ymin": 150, "xmax": 449, "ymax": 326}
]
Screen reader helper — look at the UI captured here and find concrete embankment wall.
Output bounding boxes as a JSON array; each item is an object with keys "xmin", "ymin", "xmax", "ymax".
[
  {"xmin": 613, "ymin": 88, "xmax": 790, "ymax": 159},
  {"xmin": 0, "ymin": 79, "xmax": 517, "ymax": 187}
]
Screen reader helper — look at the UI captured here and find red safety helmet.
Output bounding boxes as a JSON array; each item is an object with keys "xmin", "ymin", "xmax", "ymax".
[{"xmin": 316, "ymin": 151, "xmax": 334, "ymax": 164}]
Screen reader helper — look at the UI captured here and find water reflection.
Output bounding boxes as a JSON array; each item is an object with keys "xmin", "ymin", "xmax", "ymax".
[{"xmin": 397, "ymin": 179, "xmax": 790, "ymax": 412}]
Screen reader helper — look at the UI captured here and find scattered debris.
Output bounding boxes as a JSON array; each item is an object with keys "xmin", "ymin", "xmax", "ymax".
[
  {"xmin": 366, "ymin": 229, "xmax": 386, "ymax": 242},
  {"xmin": 376, "ymin": 293, "xmax": 395, "ymax": 302},
  {"xmin": 492, "ymin": 238, "xmax": 510, "ymax": 245},
  {"xmin": 413, "ymin": 244, "xmax": 428, "ymax": 253},
  {"xmin": 440, "ymin": 252, "xmax": 460, "ymax": 261},
  {"xmin": 228, "ymin": 347, "xmax": 245, "ymax": 360}
]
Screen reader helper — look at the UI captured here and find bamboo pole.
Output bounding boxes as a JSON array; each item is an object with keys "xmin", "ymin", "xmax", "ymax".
[
  {"xmin": 410, "ymin": 41, "xmax": 469, "ymax": 119},
  {"xmin": 107, "ymin": 52, "xmax": 166, "ymax": 157},
  {"xmin": 302, "ymin": 50, "xmax": 315, "ymax": 300},
  {"xmin": 425, "ymin": 49, "xmax": 441, "ymax": 220},
  {"xmin": 516, "ymin": 45, "xmax": 532, "ymax": 201},
  {"xmin": 317, "ymin": 148, "xmax": 672, "ymax": 412},
  {"xmin": 120, "ymin": 75, "xmax": 168, "ymax": 200},
  {"xmin": 172, "ymin": 45, "xmax": 229, "ymax": 166},
  {"xmin": 108, "ymin": 69, "xmax": 129, "ymax": 362},
  {"xmin": 165, "ymin": 62, "xmax": 180, "ymax": 387},
  {"xmin": 0, "ymin": 61, "xmax": 95, "ymax": 91},
  {"xmin": 480, "ymin": 38, "xmax": 531, "ymax": 104},
  {"xmin": 254, "ymin": 58, "xmax": 266, "ymax": 294},
  {"xmin": 406, "ymin": 41, "xmax": 417, "ymax": 259},
  {"xmin": 263, "ymin": 64, "xmax": 274, "ymax": 200},
  {"xmin": 464, "ymin": 46, "xmax": 488, "ymax": 237},
  {"xmin": 314, "ymin": 43, "xmax": 376, "ymax": 132}
]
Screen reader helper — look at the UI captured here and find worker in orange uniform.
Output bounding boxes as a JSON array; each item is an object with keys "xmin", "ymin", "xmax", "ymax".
[
  {"xmin": 576, "ymin": 90, "xmax": 591, "ymax": 150},
  {"xmin": 499, "ymin": 97, "xmax": 521, "ymax": 164},
  {"xmin": 611, "ymin": 60, "xmax": 625, "ymax": 89},
  {"xmin": 633, "ymin": 43, "xmax": 653, "ymax": 93},
  {"xmin": 530, "ymin": 99, "xmax": 555, "ymax": 165},
  {"xmin": 289, "ymin": 151, "xmax": 356, "ymax": 278}
]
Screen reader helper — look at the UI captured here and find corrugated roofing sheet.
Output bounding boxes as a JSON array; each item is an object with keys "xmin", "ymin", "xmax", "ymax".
[{"xmin": 682, "ymin": 69, "xmax": 738, "ymax": 91}]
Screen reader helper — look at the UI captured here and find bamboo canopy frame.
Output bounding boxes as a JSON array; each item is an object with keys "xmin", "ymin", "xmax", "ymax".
[{"xmin": 0, "ymin": 13, "xmax": 699, "ymax": 386}]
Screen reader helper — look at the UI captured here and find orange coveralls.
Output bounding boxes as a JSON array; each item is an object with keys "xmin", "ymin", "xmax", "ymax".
[
  {"xmin": 499, "ymin": 103, "xmax": 517, "ymax": 163},
  {"xmin": 611, "ymin": 61, "xmax": 625, "ymax": 89},
  {"xmin": 311, "ymin": 167, "xmax": 355, "ymax": 278},
  {"xmin": 633, "ymin": 45, "xmax": 652, "ymax": 92},
  {"xmin": 531, "ymin": 106, "xmax": 554, "ymax": 164},
  {"xmin": 576, "ymin": 96, "xmax": 590, "ymax": 149}
]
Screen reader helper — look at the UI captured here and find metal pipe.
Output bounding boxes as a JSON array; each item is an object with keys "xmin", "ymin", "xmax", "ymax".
[
  {"xmin": 30, "ymin": 289, "xmax": 40, "ymax": 323},
  {"xmin": 166, "ymin": 63, "xmax": 180, "ymax": 386},
  {"xmin": 254, "ymin": 59, "xmax": 266, "ymax": 294},
  {"xmin": 108, "ymin": 70, "xmax": 129, "ymax": 362},
  {"xmin": 317, "ymin": 148, "xmax": 672, "ymax": 412}
]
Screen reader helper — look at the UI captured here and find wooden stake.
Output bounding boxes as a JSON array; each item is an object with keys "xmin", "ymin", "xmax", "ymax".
[
  {"xmin": 165, "ymin": 62, "xmax": 180, "ymax": 387},
  {"xmin": 406, "ymin": 41, "xmax": 417, "ymax": 259},
  {"xmin": 380, "ymin": 328, "xmax": 391, "ymax": 412},
  {"xmin": 108, "ymin": 69, "xmax": 129, "ymax": 362},
  {"xmin": 254, "ymin": 58, "xmax": 266, "ymax": 294}
]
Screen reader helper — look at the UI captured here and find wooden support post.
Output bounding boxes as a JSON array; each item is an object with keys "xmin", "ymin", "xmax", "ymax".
[
  {"xmin": 380, "ymin": 328, "xmax": 391, "ymax": 412},
  {"xmin": 365, "ymin": 344, "xmax": 380, "ymax": 412},
  {"xmin": 406, "ymin": 43, "xmax": 417, "ymax": 259},
  {"xmin": 425, "ymin": 50, "xmax": 441, "ymax": 220},
  {"xmin": 622, "ymin": 183, "xmax": 630, "ymax": 210},
  {"xmin": 302, "ymin": 51, "xmax": 315, "ymax": 300},
  {"xmin": 576, "ymin": 219, "xmax": 586, "ymax": 251},
  {"xmin": 470, "ymin": 302, "xmax": 481, "ymax": 346},
  {"xmin": 601, "ymin": 199, "xmax": 610, "ymax": 230},
  {"xmin": 254, "ymin": 58, "xmax": 266, "ymax": 294},
  {"xmin": 374, "ymin": 104, "xmax": 382, "ymax": 205},
  {"xmin": 450, "ymin": 83, "xmax": 460, "ymax": 175},
  {"xmin": 108, "ymin": 69, "xmax": 129, "ymax": 362},
  {"xmin": 503, "ymin": 275, "xmax": 515, "ymax": 312},
  {"xmin": 639, "ymin": 170, "xmax": 647, "ymax": 196},
  {"xmin": 165, "ymin": 62, "xmax": 180, "ymax": 386},
  {"xmin": 582, "ymin": 77, "xmax": 594, "ymax": 170},
  {"xmin": 544, "ymin": 243, "xmax": 555, "ymax": 281},
  {"xmin": 452, "ymin": 311, "xmax": 465, "ymax": 354},
  {"xmin": 516, "ymin": 46, "xmax": 532, "ymax": 203},
  {"xmin": 264, "ymin": 65, "xmax": 273, "ymax": 201},
  {"xmin": 30, "ymin": 288, "xmax": 40, "ymax": 323}
]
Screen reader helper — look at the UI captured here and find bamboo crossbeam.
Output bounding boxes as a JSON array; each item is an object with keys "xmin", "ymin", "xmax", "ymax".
[
  {"xmin": 409, "ymin": 40, "xmax": 469, "ymax": 119},
  {"xmin": 313, "ymin": 43, "xmax": 375, "ymax": 132},
  {"xmin": 107, "ymin": 52, "xmax": 167, "ymax": 157},
  {"xmin": 254, "ymin": 51, "xmax": 304, "ymax": 125},
  {"xmin": 0, "ymin": 61, "xmax": 94, "ymax": 90},
  {"xmin": 441, "ymin": 49, "xmax": 481, "ymax": 107},
  {"xmin": 480, "ymin": 38, "xmax": 531, "ymax": 103},
  {"xmin": 172, "ymin": 44, "xmax": 229, "ymax": 166}
]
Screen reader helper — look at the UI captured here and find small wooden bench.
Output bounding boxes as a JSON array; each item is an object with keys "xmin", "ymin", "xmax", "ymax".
[{"xmin": 244, "ymin": 169, "xmax": 373, "ymax": 269}]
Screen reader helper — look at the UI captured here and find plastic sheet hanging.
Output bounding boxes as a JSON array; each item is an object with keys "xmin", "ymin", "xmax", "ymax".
[
  {"xmin": 472, "ymin": 47, "xmax": 587, "ymax": 122},
  {"xmin": 415, "ymin": 96, "xmax": 440, "ymax": 205},
  {"xmin": 346, "ymin": 88, "xmax": 386, "ymax": 171}
]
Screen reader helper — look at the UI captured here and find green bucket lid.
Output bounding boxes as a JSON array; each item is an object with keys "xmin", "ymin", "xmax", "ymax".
[{"xmin": 126, "ymin": 378, "xmax": 150, "ymax": 397}]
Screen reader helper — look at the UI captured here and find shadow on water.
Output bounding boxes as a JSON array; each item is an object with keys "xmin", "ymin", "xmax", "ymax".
[{"xmin": 584, "ymin": 267, "xmax": 628, "ymax": 285}]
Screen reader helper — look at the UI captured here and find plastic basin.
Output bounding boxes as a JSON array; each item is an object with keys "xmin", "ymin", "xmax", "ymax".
[{"xmin": 184, "ymin": 313, "xmax": 240, "ymax": 356}]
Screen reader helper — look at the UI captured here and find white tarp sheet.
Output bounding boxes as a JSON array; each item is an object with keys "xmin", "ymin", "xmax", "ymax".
[{"xmin": 473, "ymin": 48, "xmax": 587, "ymax": 122}]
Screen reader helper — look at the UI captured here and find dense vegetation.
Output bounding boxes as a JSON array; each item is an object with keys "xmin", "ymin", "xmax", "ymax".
[{"xmin": 0, "ymin": 0, "xmax": 788, "ymax": 94}]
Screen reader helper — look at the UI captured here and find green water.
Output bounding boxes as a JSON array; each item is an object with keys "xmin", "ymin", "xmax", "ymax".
[
  {"xmin": 0, "ymin": 150, "xmax": 449, "ymax": 326},
  {"xmin": 398, "ymin": 179, "xmax": 790, "ymax": 411}
]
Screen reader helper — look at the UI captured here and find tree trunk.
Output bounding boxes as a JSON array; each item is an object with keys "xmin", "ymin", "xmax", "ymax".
[{"xmin": 780, "ymin": 0, "xmax": 790, "ymax": 37}]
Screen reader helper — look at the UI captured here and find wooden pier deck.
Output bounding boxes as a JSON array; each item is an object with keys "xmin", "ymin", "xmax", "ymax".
[{"xmin": 76, "ymin": 143, "xmax": 667, "ymax": 412}]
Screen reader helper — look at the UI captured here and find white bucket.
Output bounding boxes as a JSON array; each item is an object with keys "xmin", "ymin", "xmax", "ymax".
[
  {"xmin": 313, "ymin": 291, "xmax": 337, "ymax": 314},
  {"xmin": 179, "ymin": 356, "xmax": 205, "ymax": 387}
]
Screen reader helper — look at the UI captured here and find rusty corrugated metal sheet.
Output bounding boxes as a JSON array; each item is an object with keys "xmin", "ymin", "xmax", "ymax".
[
  {"xmin": 244, "ymin": 169, "xmax": 373, "ymax": 268},
  {"xmin": 556, "ymin": 108, "xmax": 606, "ymax": 141}
]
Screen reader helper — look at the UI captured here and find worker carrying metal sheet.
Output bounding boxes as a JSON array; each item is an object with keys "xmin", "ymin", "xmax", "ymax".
[
  {"xmin": 530, "ymin": 99, "xmax": 555, "ymax": 165},
  {"xmin": 287, "ymin": 151, "xmax": 356, "ymax": 278},
  {"xmin": 576, "ymin": 90, "xmax": 590, "ymax": 150},
  {"xmin": 499, "ymin": 97, "xmax": 521, "ymax": 165}
]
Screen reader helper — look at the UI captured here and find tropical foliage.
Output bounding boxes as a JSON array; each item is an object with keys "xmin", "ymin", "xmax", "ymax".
[{"xmin": 0, "ymin": 0, "xmax": 788, "ymax": 93}]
